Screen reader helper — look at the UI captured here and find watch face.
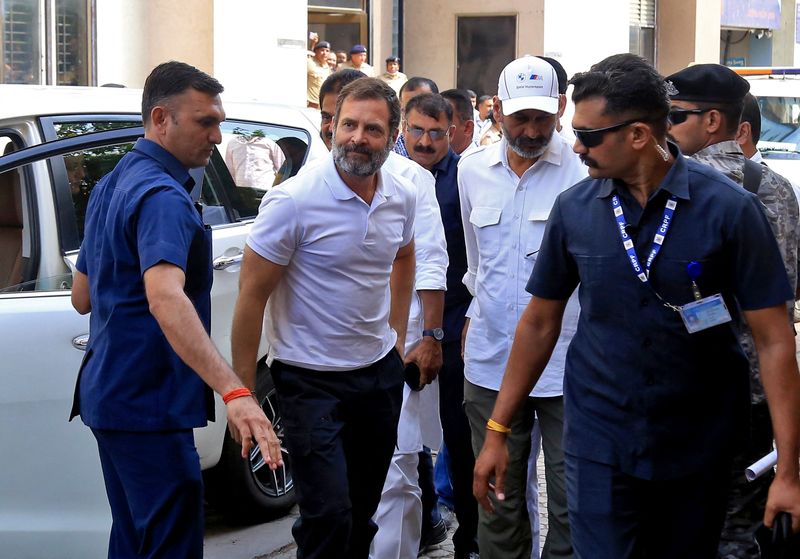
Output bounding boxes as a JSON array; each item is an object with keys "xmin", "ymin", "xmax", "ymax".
[{"xmin": 425, "ymin": 328, "xmax": 444, "ymax": 341}]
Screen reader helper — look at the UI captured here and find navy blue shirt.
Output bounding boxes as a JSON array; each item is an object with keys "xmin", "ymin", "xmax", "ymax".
[
  {"xmin": 72, "ymin": 139, "xmax": 214, "ymax": 430},
  {"xmin": 432, "ymin": 148, "xmax": 471, "ymax": 343},
  {"xmin": 527, "ymin": 145, "xmax": 792, "ymax": 479}
]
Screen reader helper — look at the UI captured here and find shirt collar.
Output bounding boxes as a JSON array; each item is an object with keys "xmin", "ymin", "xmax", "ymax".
[
  {"xmin": 133, "ymin": 138, "xmax": 194, "ymax": 192},
  {"xmin": 432, "ymin": 148, "xmax": 458, "ymax": 175},
  {"xmin": 694, "ymin": 139, "xmax": 744, "ymax": 159},
  {"xmin": 323, "ymin": 152, "xmax": 396, "ymax": 201},
  {"xmin": 596, "ymin": 141, "xmax": 690, "ymax": 201}
]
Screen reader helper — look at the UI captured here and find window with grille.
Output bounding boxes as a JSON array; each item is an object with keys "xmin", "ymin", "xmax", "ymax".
[
  {"xmin": 630, "ymin": 0, "xmax": 656, "ymax": 65},
  {"xmin": 1, "ymin": 0, "xmax": 93, "ymax": 85}
]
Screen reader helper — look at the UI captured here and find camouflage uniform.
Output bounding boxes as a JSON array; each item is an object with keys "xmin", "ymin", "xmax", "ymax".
[{"xmin": 691, "ymin": 140, "xmax": 799, "ymax": 558}]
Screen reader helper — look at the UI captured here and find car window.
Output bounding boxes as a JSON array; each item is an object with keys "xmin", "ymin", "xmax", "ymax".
[
  {"xmin": 218, "ymin": 120, "xmax": 310, "ymax": 220},
  {"xmin": 757, "ymin": 97, "xmax": 800, "ymax": 157}
]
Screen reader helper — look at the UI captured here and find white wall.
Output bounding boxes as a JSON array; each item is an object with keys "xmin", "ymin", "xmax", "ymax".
[
  {"xmin": 212, "ymin": 0, "xmax": 307, "ymax": 105},
  {"xmin": 95, "ymin": 0, "xmax": 150, "ymax": 87},
  {"xmin": 543, "ymin": 0, "xmax": 629, "ymax": 79}
]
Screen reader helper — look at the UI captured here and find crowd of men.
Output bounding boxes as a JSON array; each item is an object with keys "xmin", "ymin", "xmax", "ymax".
[{"xmin": 69, "ymin": 45, "xmax": 800, "ymax": 559}]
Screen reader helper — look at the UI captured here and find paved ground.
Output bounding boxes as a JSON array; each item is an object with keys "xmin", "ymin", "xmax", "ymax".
[{"xmin": 204, "ymin": 449, "xmax": 549, "ymax": 559}]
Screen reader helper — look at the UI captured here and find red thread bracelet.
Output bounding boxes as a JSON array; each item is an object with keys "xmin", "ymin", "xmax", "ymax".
[{"xmin": 222, "ymin": 387, "xmax": 254, "ymax": 405}]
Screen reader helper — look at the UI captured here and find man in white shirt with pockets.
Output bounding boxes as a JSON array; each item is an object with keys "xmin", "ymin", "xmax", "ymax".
[
  {"xmin": 231, "ymin": 77, "xmax": 417, "ymax": 559},
  {"xmin": 459, "ymin": 56, "xmax": 586, "ymax": 559}
]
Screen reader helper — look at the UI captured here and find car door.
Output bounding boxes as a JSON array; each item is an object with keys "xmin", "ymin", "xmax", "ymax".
[
  {"xmin": 0, "ymin": 116, "xmax": 314, "ymax": 557},
  {"xmin": 0, "ymin": 129, "xmax": 140, "ymax": 558}
]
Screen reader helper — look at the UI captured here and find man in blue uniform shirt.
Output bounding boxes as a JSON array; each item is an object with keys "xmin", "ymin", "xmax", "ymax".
[
  {"xmin": 473, "ymin": 54, "xmax": 800, "ymax": 558},
  {"xmin": 70, "ymin": 61, "xmax": 281, "ymax": 558}
]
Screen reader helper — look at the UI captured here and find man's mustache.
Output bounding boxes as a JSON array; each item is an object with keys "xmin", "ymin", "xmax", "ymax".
[{"xmin": 413, "ymin": 145, "xmax": 436, "ymax": 154}]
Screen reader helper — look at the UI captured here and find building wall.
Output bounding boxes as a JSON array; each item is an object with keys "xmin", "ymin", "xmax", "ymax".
[
  {"xmin": 96, "ymin": 0, "xmax": 307, "ymax": 105},
  {"xmin": 96, "ymin": 0, "xmax": 214, "ymax": 88},
  {"xmin": 772, "ymin": 0, "xmax": 797, "ymax": 66},
  {"xmin": 543, "ymin": 0, "xmax": 629, "ymax": 79},
  {"xmin": 372, "ymin": 0, "xmax": 396, "ymax": 75},
  {"xmin": 403, "ymin": 0, "xmax": 545, "ymax": 91},
  {"xmin": 212, "ymin": 0, "xmax": 306, "ymax": 104},
  {"xmin": 657, "ymin": 0, "xmax": 721, "ymax": 74}
]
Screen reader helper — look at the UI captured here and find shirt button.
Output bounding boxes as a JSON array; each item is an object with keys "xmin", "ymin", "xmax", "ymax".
[
  {"xmin": 640, "ymin": 298, "xmax": 649, "ymax": 307},
  {"xmin": 517, "ymin": 186, "xmax": 523, "ymax": 192},
  {"xmin": 642, "ymin": 338, "xmax": 653, "ymax": 348},
  {"xmin": 507, "ymin": 304, "xmax": 513, "ymax": 310}
]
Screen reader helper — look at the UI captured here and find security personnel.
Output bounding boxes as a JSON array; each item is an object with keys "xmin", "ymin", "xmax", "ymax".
[
  {"xmin": 379, "ymin": 55, "xmax": 409, "ymax": 95},
  {"xmin": 473, "ymin": 53, "xmax": 800, "ymax": 559},
  {"xmin": 70, "ymin": 61, "xmax": 281, "ymax": 558},
  {"xmin": 666, "ymin": 63, "xmax": 800, "ymax": 559}
]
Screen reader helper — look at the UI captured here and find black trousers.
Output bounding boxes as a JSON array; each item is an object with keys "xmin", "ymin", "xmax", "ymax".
[
  {"xmin": 438, "ymin": 340, "xmax": 479, "ymax": 557},
  {"xmin": 271, "ymin": 349, "xmax": 404, "ymax": 559}
]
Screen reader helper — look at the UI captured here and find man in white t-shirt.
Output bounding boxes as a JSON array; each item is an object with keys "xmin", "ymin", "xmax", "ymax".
[
  {"xmin": 459, "ymin": 56, "xmax": 586, "ymax": 559},
  {"xmin": 231, "ymin": 77, "xmax": 416, "ymax": 559}
]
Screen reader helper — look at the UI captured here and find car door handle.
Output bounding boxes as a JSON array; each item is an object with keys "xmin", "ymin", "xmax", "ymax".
[
  {"xmin": 72, "ymin": 334, "xmax": 89, "ymax": 351},
  {"xmin": 213, "ymin": 250, "xmax": 244, "ymax": 270}
]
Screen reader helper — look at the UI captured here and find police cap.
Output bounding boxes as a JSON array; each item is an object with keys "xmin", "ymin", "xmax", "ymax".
[{"xmin": 665, "ymin": 63, "xmax": 750, "ymax": 104}]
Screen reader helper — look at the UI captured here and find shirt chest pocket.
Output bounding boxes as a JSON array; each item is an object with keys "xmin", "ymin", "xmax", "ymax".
[
  {"xmin": 526, "ymin": 208, "xmax": 550, "ymax": 259},
  {"xmin": 469, "ymin": 206, "xmax": 502, "ymax": 259}
]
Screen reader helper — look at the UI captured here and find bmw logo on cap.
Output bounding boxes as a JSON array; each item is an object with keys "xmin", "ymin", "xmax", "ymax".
[{"xmin": 517, "ymin": 73, "xmax": 526, "ymax": 82}]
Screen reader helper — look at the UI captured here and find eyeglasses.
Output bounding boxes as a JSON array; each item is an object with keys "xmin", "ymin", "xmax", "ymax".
[
  {"xmin": 573, "ymin": 119, "xmax": 641, "ymax": 148},
  {"xmin": 667, "ymin": 108, "xmax": 713, "ymax": 125},
  {"xmin": 406, "ymin": 126, "xmax": 450, "ymax": 142}
]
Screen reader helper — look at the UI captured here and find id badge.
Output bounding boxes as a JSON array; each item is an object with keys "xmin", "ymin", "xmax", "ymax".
[{"xmin": 679, "ymin": 293, "xmax": 732, "ymax": 333}]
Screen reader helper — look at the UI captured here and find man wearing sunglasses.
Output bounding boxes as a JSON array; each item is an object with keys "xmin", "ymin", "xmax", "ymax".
[
  {"xmin": 666, "ymin": 63, "xmax": 800, "ymax": 559},
  {"xmin": 459, "ymin": 55, "xmax": 586, "ymax": 559},
  {"xmin": 473, "ymin": 53, "xmax": 800, "ymax": 559}
]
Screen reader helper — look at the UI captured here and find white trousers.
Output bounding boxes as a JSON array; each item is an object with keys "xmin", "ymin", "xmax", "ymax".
[
  {"xmin": 527, "ymin": 419, "xmax": 542, "ymax": 559},
  {"xmin": 369, "ymin": 451, "xmax": 422, "ymax": 559}
]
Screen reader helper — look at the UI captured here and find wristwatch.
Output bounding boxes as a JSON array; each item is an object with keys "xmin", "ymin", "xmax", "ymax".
[{"xmin": 422, "ymin": 328, "xmax": 445, "ymax": 342}]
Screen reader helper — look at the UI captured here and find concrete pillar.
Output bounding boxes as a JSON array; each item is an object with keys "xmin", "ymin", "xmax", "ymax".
[
  {"xmin": 771, "ymin": 0, "xmax": 797, "ymax": 66},
  {"xmin": 657, "ymin": 0, "xmax": 721, "ymax": 75}
]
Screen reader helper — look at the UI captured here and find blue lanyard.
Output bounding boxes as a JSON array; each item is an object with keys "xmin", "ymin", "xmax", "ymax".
[{"xmin": 611, "ymin": 194, "xmax": 678, "ymax": 284}]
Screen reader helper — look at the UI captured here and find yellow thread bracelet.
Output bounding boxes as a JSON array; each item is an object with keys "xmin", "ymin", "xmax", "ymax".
[{"xmin": 486, "ymin": 418, "xmax": 512, "ymax": 434}]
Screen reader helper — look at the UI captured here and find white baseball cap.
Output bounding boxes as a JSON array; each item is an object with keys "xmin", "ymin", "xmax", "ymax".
[{"xmin": 497, "ymin": 55, "xmax": 559, "ymax": 116}]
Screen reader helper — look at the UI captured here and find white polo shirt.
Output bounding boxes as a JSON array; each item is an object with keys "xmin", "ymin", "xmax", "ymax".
[
  {"xmin": 248, "ymin": 154, "xmax": 416, "ymax": 371},
  {"xmin": 458, "ymin": 133, "xmax": 587, "ymax": 396}
]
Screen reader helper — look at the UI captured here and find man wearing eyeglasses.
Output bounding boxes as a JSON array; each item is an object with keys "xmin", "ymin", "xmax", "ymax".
[
  {"xmin": 473, "ymin": 53, "xmax": 800, "ymax": 559},
  {"xmin": 404, "ymin": 92, "xmax": 480, "ymax": 559},
  {"xmin": 459, "ymin": 55, "xmax": 586, "ymax": 559},
  {"xmin": 666, "ymin": 63, "xmax": 800, "ymax": 559}
]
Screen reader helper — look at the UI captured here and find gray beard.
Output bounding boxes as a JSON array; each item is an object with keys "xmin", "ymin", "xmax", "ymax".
[
  {"xmin": 502, "ymin": 123, "xmax": 552, "ymax": 160},
  {"xmin": 332, "ymin": 142, "xmax": 392, "ymax": 177}
]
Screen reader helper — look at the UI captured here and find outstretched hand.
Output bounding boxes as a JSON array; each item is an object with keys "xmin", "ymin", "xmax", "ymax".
[{"xmin": 226, "ymin": 397, "xmax": 283, "ymax": 469}]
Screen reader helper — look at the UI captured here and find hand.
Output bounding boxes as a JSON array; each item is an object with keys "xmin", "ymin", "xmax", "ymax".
[
  {"xmin": 405, "ymin": 337, "xmax": 443, "ymax": 385},
  {"xmin": 765, "ymin": 474, "xmax": 800, "ymax": 533},
  {"xmin": 473, "ymin": 430, "xmax": 509, "ymax": 514},
  {"xmin": 225, "ymin": 396, "xmax": 283, "ymax": 469}
]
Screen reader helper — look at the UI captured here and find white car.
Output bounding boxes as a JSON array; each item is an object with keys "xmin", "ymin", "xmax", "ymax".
[
  {"xmin": 0, "ymin": 85, "xmax": 326, "ymax": 558},
  {"xmin": 738, "ymin": 68, "xmax": 800, "ymax": 185}
]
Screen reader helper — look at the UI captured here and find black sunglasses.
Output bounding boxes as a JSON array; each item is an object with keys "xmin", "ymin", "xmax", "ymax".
[
  {"xmin": 573, "ymin": 119, "xmax": 642, "ymax": 148},
  {"xmin": 668, "ymin": 108, "xmax": 713, "ymax": 125}
]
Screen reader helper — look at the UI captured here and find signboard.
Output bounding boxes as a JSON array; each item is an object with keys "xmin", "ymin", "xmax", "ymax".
[{"xmin": 721, "ymin": 0, "xmax": 782, "ymax": 30}]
